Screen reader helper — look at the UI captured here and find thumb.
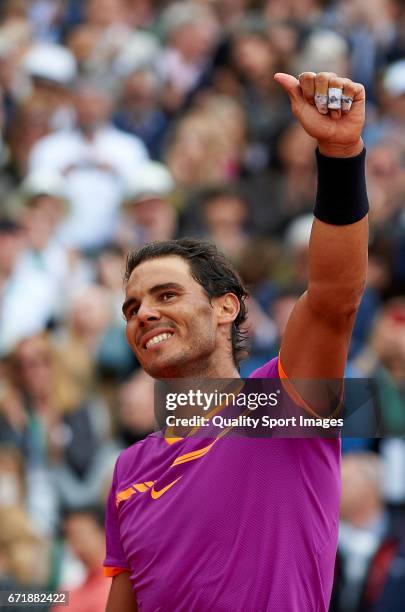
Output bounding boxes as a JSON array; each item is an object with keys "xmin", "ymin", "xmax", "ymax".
[{"xmin": 273, "ymin": 73, "xmax": 301, "ymax": 102}]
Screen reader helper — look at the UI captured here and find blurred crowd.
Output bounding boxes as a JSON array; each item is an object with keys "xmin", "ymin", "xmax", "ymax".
[{"xmin": 0, "ymin": 1, "xmax": 405, "ymax": 610}]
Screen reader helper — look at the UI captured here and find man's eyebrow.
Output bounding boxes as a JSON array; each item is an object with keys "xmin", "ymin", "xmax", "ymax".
[
  {"xmin": 148, "ymin": 282, "xmax": 184, "ymax": 294},
  {"xmin": 122, "ymin": 283, "xmax": 184, "ymax": 316}
]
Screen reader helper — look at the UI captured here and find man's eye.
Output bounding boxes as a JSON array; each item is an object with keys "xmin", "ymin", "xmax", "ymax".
[
  {"xmin": 161, "ymin": 292, "xmax": 176, "ymax": 301},
  {"xmin": 127, "ymin": 306, "xmax": 139, "ymax": 319}
]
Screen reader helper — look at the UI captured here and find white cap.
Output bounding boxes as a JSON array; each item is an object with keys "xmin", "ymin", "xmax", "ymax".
[
  {"xmin": 21, "ymin": 171, "xmax": 67, "ymax": 200},
  {"xmin": 114, "ymin": 32, "xmax": 160, "ymax": 76},
  {"xmin": 285, "ymin": 214, "xmax": 313, "ymax": 250},
  {"xmin": 162, "ymin": 2, "xmax": 214, "ymax": 36},
  {"xmin": 23, "ymin": 43, "xmax": 77, "ymax": 85},
  {"xmin": 383, "ymin": 60, "xmax": 405, "ymax": 96},
  {"xmin": 125, "ymin": 162, "xmax": 175, "ymax": 203},
  {"xmin": 294, "ymin": 30, "xmax": 349, "ymax": 76}
]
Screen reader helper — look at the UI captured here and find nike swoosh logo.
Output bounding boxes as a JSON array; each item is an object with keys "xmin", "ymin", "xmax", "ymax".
[{"xmin": 150, "ymin": 476, "xmax": 182, "ymax": 499}]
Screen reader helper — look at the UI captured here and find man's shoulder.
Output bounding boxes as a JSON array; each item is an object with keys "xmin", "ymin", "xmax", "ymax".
[
  {"xmin": 33, "ymin": 129, "xmax": 79, "ymax": 150},
  {"xmin": 115, "ymin": 432, "xmax": 161, "ymax": 474},
  {"xmin": 30, "ymin": 130, "xmax": 80, "ymax": 164},
  {"xmin": 98, "ymin": 125, "xmax": 148, "ymax": 156},
  {"xmin": 248, "ymin": 356, "xmax": 279, "ymax": 379}
]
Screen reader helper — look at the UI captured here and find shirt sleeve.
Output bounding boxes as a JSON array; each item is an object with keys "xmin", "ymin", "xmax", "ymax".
[
  {"xmin": 103, "ymin": 458, "xmax": 130, "ymax": 576},
  {"xmin": 250, "ymin": 355, "xmax": 341, "ymax": 418}
]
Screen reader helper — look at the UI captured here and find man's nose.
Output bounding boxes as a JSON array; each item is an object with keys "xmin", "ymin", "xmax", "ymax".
[{"xmin": 137, "ymin": 303, "xmax": 161, "ymax": 325}]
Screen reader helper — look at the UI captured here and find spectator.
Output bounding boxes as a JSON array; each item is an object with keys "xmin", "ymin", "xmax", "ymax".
[
  {"xmin": 200, "ymin": 186, "xmax": 251, "ymax": 262},
  {"xmin": 116, "ymin": 160, "xmax": 177, "ymax": 248},
  {"xmin": 264, "ymin": 0, "xmax": 325, "ymax": 25},
  {"xmin": 5, "ymin": 98, "xmax": 50, "ymax": 180},
  {"xmin": 55, "ymin": 284, "xmax": 133, "ymax": 386},
  {"xmin": 116, "ymin": 370, "xmax": 156, "ymax": 446},
  {"xmin": 66, "ymin": 0, "xmax": 158, "ymax": 83},
  {"xmin": 29, "ymin": 79, "xmax": 148, "ymax": 252},
  {"xmin": 283, "ymin": 213, "xmax": 313, "ymax": 287},
  {"xmin": 166, "ymin": 95, "xmax": 246, "ymax": 188},
  {"xmin": 3, "ymin": 333, "xmax": 113, "ymax": 527},
  {"xmin": 275, "ymin": 122, "xmax": 317, "ymax": 227},
  {"xmin": 52, "ymin": 507, "xmax": 111, "ymax": 612},
  {"xmin": 12, "ymin": 170, "xmax": 91, "ymax": 317},
  {"xmin": 21, "ymin": 42, "xmax": 77, "ymax": 131},
  {"xmin": 331, "ymin": 452, "xmax": 405, "ymax": 612},
  {"xmin": 113, "ymin": 67, "xmax": 168, "ymax": 160},
  {"xmin": 157, "ymin": 2, "xmax": 220, "ymax": 112},
  {"xmin": 366, "ymin": 139, "xmax": 405, "ymax": 228},
  {"xmin": 293, "ymin": 30, "xmax": 351, "ymax": 77},
  {"xmin": 0, "ymin": 505, "xmax": 52, "ymax": 591},
  {"xmin": 330, "ymin": 0, "xmax": 400, "ymax": 98},
  {"xmin": 229, "ymin": 22, "xmax": 289, "ymax": 170},
  {"xmin": 0, "ymin": 218, "xmax": 59, "ymax": 355},
  {"xmin": 95, "ymin": 243, "xmax": 128, "ymax": 325}
]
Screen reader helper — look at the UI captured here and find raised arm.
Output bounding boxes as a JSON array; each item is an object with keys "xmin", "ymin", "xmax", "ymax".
[{"xmin": 274, "ymin": 72, "xmax": 368, "ymax": 380}]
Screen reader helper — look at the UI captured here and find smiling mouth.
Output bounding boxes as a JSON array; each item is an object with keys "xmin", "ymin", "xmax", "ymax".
[{"xmin": 145, "ymin": 332, "xmax": 174, "ymax": 350}]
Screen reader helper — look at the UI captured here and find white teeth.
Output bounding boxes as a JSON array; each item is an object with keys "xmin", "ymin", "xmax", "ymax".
[{"xmin": 146, "ymin": 333, "xmax": 173, "ymax": 349}]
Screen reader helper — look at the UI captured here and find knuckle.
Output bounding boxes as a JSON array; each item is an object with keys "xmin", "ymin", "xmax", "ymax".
[
  {"xmin": 299, "ymin": 71, "xmax": 315, "ymax": 80},
  {"xmin": 329, "ymin": 77, "xmax": 343, "ymax": 88},
  {"xmin": 302, "ymin": 83, "xmax": 315, "ymax": 96}
]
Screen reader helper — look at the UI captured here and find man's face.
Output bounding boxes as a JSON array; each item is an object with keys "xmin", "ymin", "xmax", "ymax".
[
  {"xmin": 123, "ymin": 256, "xmax": 220, "ymax": 378},
  {"xmin": 64, "ymin": 514, "xmax": 104, "ymax": 567},
  {"xmin": 74, "ymin": 89, "xmax": 111, "ymax": 132}
]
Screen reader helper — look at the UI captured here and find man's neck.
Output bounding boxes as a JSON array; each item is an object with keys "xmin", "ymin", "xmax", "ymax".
[
  {"xmin": 163, "ymin": 358, "xmax": 240, "ymax": 380},
  {"xmin": 78, "ymin": 122, "xmax": 107, "ymax": 140}
]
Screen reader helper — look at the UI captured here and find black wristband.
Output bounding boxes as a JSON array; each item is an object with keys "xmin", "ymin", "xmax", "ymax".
[{"xmin": 314, "ymin": 147, "xmax": 369, "ymax": 225}]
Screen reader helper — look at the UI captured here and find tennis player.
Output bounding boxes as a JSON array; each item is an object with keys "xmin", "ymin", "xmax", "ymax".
[{"xmin": 103, "ymin": 71, "xmax": 369, "ymax": 611}]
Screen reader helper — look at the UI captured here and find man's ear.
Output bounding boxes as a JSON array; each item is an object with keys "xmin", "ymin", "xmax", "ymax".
[{"xmin": 214, "ymin": 293, "xmax": 240, "ymax": 325}]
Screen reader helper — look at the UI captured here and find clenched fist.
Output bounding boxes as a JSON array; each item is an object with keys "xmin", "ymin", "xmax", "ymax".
[{"xmin": 274, "ymin": 72, "xmax": 365, "ymax": 158}]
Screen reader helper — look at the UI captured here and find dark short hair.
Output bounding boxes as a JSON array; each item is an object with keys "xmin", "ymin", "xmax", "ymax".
[
  {"xmin": 199, "ymin": 185, "xmax": 247, "ymax": 208},
  {"xmin": 0, "ymin": 217, "xmax": 22, "ymax": 234},
  {"xmin": 61, "ymin": 505, "xmax": 105, "ymax": 531},
  {"xmin": 125, "ymin": 238, "xmax": 249, "ymax": 366}
]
